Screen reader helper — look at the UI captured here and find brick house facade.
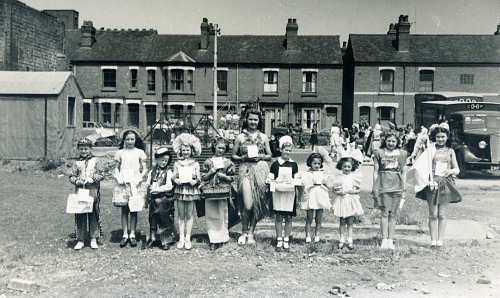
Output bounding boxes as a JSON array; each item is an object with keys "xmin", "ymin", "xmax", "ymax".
[
  {"xmin": 63, "ymin": 18, "xmax": 343, "ymax": 135},
  {"xmin": 0, "ymin": 0, "xmax": 65, "ymax": 71},
  {"xmin": 342, "ymin": 15, "xmax": 500, "ymax": 128}
]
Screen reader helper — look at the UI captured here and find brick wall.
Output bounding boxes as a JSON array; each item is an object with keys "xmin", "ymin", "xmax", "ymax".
[{"xmin": 0, "ymin": 0, "xmax": 64, "ymax": 71}]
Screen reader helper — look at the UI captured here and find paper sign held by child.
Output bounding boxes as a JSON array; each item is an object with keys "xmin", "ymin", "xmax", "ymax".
[
  {"xmin": 246, "ymin": 145, "xmax": 259, "ymax": 158},
  {"xmin": 179, "ymin": 166, "xmax": 194, "ymax": 184}
]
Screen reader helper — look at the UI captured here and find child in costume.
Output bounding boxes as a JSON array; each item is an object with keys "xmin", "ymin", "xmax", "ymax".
[
  {"xmin": 201, "ymin": 138, "xmax": 235, "ymax": 250},
  {"xmin": 332, "ymin": 150, "xmax": 364, "ymax": 250},
  {"xmin": 68, "ymin": 138, "xmax": 105, "ymax": 250},
  {"xmin": 301, "ymin": 152, "xmax": 332, "ymax": 243},
  {"xmin": 172, "ymin": 133, "xmax": 202, "ymax": 250},
  {"xmin": 145, "ymin": 147, "xmax": 175, "ymax": 250},
  {"xmin": 268, "ymin": 136, "xmax": 299, "ymax": 250}
]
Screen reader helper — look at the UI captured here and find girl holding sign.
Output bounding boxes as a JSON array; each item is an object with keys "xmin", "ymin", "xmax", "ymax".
[
  {"xmin": 232, "ymin": 109, "xmax": 272, "ymax": 245},
  {"xmin": 172, "ymin": 133, "xmax": 202, "ymax": 250},
  {"xmin": 268, "ymin": 136, "xmax": 299, "ymax": 250}
]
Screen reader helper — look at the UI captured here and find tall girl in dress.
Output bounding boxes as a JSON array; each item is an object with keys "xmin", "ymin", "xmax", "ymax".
[
  {"xmin": 332, "ymin": 152, "xmax": 364, "ymax": 250},
  {"xmin": 269, "ymin": 136, "xmax": 299, "ymax": 250},
  {"xmin": 301, "ymin": 153, "xmax": 332, "ymax": 243},
  {"xmin": 113, "ymin": 129, "xmax": 148, "ymax": 248},
  {"xmin": 172, "ymin": 133, "xmax": 202, "ymax": 250},
  {"xmin": 232, "ymin": 109, "xmax": 272, "ymax": 245},
  {"xmin": 372, "ymin": 131, "xmax": 407, "ymax": 250},
  {"xmin": 201, "ymin": 138, "xmax": 235, "ymax": 250},
  {"xmin": 417, "ymin": 123, "xmax": 461, "ymax": 248}
]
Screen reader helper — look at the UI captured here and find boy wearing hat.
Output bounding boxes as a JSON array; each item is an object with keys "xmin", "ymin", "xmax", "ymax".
[{"xmin": 69, "ymin": 138, "xmax": 105, "ymax": 250}]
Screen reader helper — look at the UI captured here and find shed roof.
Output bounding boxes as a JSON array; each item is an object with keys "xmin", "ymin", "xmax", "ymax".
[
  {"xmin": 65, "ymin": 30, "xmax": 342, "ymax": 65},
  {"xmin": 0, "ymin": 71, "xmax": 73, "ymax": 95},
  {"xmin": 349, "ymin": 34, "xmax": 500, "ymax": 64}
]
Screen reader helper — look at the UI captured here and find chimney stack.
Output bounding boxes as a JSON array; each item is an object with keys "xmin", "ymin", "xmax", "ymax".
[
  {"xmin": 200, "ymin": 17, "xmax": 209, "ymax": 50},
  {"xmin": 285, "ymin": 18, "xmax": 298, "ymax": 51},
  {"xmin": 80, "ymin": 21, "xmax": 96, "ymax": 48},
  {"xmin": 396, "ymin": 15, "xmax": 410, "ymax": 52},
  {"xmin": 55, "ymin": 53, "xmax": 69, "ymax": 71},
  {"xmin": 495, "ymin": 23, "xmax": 500, "ymax": 35},
  {"xmin": 387, "ymin": 23, "xmax": 397, "ymax": 40}
]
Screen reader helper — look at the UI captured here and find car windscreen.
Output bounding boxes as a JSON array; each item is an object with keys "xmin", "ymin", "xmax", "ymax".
[{"xmin": 463, "ymin": 113, "xmax": 500, "ymax": 131}]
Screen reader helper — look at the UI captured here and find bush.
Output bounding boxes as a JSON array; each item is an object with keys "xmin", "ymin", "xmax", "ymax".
[{"xmin": 39, "ymin": 159, "xmax": 64, "ymax": 172}]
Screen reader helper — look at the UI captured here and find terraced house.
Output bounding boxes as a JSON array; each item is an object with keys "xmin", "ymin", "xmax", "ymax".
[
  {"xmin": 62, "ymin": 16, "xmax": 343, "ymax": 135},
  {"xmin": 342, "ymin": 15, "xmax": 500, "ymax": 128}
]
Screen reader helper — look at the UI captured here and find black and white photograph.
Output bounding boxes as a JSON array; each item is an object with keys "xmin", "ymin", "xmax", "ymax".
[{"xmin": 1, "ymin": 0, "xmax": 500, "ymax": 296}]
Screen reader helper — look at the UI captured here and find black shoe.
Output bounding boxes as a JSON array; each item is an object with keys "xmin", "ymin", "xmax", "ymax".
[
  {"xmin": 146, "ymin": 239, "xmax": 155, "ymax": 249},
  {"xmin": 161, "ymin": 243, "xmax": 170, "ymax": 250},
  {"xmin": 347, "ymin": 243, "xmax": 354, "ymax": 251},
  {"xmin": 120, "ymin": 237, "xmax": 128, "ymax": 248},
  {"xmin": 216, "ymin": 243, "xmax": 223, "ymax": 249},
  {"xmin": 129, "ymin": 238, "xmax": 137, "ymax": 247},
  {"xmin": 209, "ymin": 243, "xmax": 216, "ymax": 251}
]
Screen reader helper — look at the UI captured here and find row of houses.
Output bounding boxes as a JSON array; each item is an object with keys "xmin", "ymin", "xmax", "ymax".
[{"xmin": 1, "ymin": 0, "xmax": 500, "ymax": 159}]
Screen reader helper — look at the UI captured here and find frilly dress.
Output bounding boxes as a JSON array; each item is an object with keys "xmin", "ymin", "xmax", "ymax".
[
  {"xmin": 300, "ymin": 169, "xmax": 332, "ymax": 210},
  {"xmin": 173, "ymin": 158, "xmax": 201, "ymax": 201},
  {"xmin": 114, "ymin": 148, "xmax": 148, "ymax": 212},
  {"xmin": 332, "ymin": 172, "xmax": 364, "ymax": 218}
]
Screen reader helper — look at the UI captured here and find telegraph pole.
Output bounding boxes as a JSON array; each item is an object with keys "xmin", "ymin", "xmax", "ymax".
[{"xmin": 212, "ymin": 23, "xmax": 221, "ymax": 130}]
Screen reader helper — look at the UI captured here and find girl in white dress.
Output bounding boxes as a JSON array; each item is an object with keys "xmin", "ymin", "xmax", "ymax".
[{"xmin": 113, "ymin": 129, "xmax": 148, "ymax": 248}]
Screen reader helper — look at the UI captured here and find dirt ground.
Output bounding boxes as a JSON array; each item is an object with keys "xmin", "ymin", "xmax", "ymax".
[{"xmin": 1, "ymin": 162, "xmax": 500, "ymax": 297}]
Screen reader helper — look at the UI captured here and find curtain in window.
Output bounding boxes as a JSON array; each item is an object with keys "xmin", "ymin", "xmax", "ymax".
[
  {"xmin": 264, "ymin": 71, "xmax": 278, "ymax": 92},
  {"xmin": 147, "ymin": 70, "xmax": 156, "ymax": 91},
  {"xmin": 379, "ymin": 70, "xmax": 394, "ymax": 92},
  {"xmin": 302, "ymin": 72, "xmax": 317, "ymax": 92}
]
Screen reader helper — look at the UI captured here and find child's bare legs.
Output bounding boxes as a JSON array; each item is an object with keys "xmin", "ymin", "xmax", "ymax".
[
  {"xmin": 305, "ymin": 210, "xmax": 314, "ymax": 242},
  {"xmin": 121, "ymin": 206, "xmax": 130, "ymax": 238},
  {"xmin": 177, "ymin": 200, "xmax": 186, "ymax": 247},
  {"xmin": 275, "ymin": 214, "xmax": 283, "ymax": 239},
  {"xmin": 427, "ymin": 200, "xmax": 439, "ymax": 244},
  {"xmin": 239, "ymin": 179, "xmax": 253, "ymax": 243},
  {"xmin": 184, "ymin": 201, "xmax": 195, "ymax": 248},
  {"xmin": 380, "ymin": 211, "xmax": 389, "ymax": 239},
  {"xmin": 346, "ymin": 216, "xmax": 354, "ymax": 245},
  {"xmin": 338, "ymin": 218, "xmax": 346, "ymax": 247},
  {"xmin": 129, "ymin": 212, "xmax": 137, "ymax": 239},
  {"xmin": 284, "ymin": 215, "xmax": 292, "ymax": 239},
  {"xmin": 437, "ymin": 204, "xmax": 447, "ymax": 245},
  {"xmin": 314, "ymin": 209, "xmax": 324, "ymax": 240},
  {"xmin": 387, "ymin": 211, "xmax": 395, "ymax": 239}
]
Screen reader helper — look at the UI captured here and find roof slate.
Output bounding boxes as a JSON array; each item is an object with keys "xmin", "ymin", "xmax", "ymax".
[
  {"xmin": 65, "ymin": 30, "xmax": 342, "ymax": 65},
  {"xmin": 0, "ymin": 71, "xmax": 72, "ymax": 95},
  {"xmin": 349, "ymin": 34, "xmax": 500, "ymax": 64}
]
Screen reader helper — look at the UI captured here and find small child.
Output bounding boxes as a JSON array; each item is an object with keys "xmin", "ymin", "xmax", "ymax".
[
  {"xmin": 113, "ymin": 129, "xmax": 148, "ymax": 248},
  {"xmin": 68, "ymin": 138, "xmax": 105, "ymax": 250},
  {"xmin": 301, "ymin": 152, "xmax": 332, "ymax": 243},
  {"xmin": 332, "ymin": 151, "xmax": 364, "ymax": 250},
  {"xmin": 145, "ymin": 147, "xmax": 175, "ymax": 250},
  {"xmin": 172, "ymin": 133, "xmax": 202, "ymax": 250},
  {"xmin": 201, "ymin": 138, "xmax": 235, "ymax": 251},
  {"xmin": 269, "ymin": 136, "xmax": 299, "ymax": 250}
]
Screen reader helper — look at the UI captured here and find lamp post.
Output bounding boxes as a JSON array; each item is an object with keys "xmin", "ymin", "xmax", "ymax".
[{"xmin": 212, "ymin": 23, "xmax": 221, "ymax": 130}]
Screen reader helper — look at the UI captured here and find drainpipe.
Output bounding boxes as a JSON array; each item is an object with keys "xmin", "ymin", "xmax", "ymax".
[
  {"xmin": 44, "ymin": 97, "xmax": 48, "ymax": 159},
  {"xmin": 402, "ymin": 65, "xmax": 407, "ymax": 128},
  {"xmin": 236, "ymin": 63, "xmax": 239, "ymax": 114},
  {"xmin": 288, "ymin": 64, "xmax": 291, "ymax": 123}
]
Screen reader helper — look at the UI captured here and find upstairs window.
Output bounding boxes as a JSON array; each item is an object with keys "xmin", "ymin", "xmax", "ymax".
[
  {"xmin": 379, "ymin": 69, "xmax": 394, "ymax": 92},
  {"xmin": 83, "ymin": 103, "xmax": 91, "ymax": 122},
  {"xmin": 130, "ymin": 69, "xmax": 138, "ymax": 89},
  {"xmin": 171, "ymin": 69, "xmax": 184, "ymax": 91},
  {"xmin": 186, "ymin": 70, "xmax": 193, "ymax": 92},
  {"xmin": 419, "ymin": 70, "xmax": 434, "ymax": 92},
  {"xmin": 263, "ymin": 70, "xmax": 278, "ymax": 93},
  {"xmin": 147, "ymin": 69, "xmax": 156, "ymax": 92},
  {"xmin": 302, "ymin": 71, "xmax": 317, "ymax": 93},
  {"xmin": 217, "ymin": 70, "xmax": 228, "ymax": 93},
  {"xmin": 102, "ymin": 68, "xmax": 116, "ymax": 88},
  {"xmin": 460, "ymin": 74, "xmax": 474, "ymax": 85}
]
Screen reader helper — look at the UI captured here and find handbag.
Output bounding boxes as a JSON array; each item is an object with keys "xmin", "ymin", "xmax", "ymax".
[
  {"xmin": 200, "ymin": 184, "xmax": 231, "ymax": 199},
  {"xmin": 112, "ymin": 184, "xmax": 131, "ymax": 207},
  {"xmin": 66, "ymin": 188, "xmax": 94, "ymax": 214}
]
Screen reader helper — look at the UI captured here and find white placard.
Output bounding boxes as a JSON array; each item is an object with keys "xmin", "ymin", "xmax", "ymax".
[
  {"xmin": 212, "ymin": 157, "xmax": 225, "ymax": 170},
  {"xmin": 277, "ymin": 167, "xmax": 293, "ymax": 183},
  {"xmin": 246, "ymin": 145, "xmax": 259, "ymax": 158},
  {"xmin": 179, "ymin": 166, "xmax": 194, "ymax": 183}
]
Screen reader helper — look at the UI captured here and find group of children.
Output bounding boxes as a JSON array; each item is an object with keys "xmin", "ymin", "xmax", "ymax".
[{"xmin": 69, "ymin": 121, "xmax": 461, "ymax": 251}]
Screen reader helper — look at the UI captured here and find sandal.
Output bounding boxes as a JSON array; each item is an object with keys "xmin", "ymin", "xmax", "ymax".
[
  {"xmin": 120, "ymin": 237, "xmax": 128, "ymax": 248},
  {"xmin": 338, "ymin": 242, "xmax": 345, "ymax": 249},
  {"xmin": 347, "ymin": 243, "xmax": 354, "ymax": 250},
  {"xmin": 129, "ymin": 237, "xmax": 137, "ymax": 247},
  {"xmin": 276, "ymin": 238, "xmax": 283, "ymax": 249},
  {"xmin": 238, "ymin": 233, "xmax": 248, "ymax": 245},
  {"xmin": 283, "ymin": 238, "xmax": 290, "ymax": 250}
]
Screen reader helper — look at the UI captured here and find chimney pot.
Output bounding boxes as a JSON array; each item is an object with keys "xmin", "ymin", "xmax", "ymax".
[
  {"xmin": 200, "ymin": 17, "xmax": 210, "ymax": 49},
  {"xmin": 80, "ymin": 20, "xmax": 96, "ymax": 48},
  {"xmin": 285, "ymin": 18, "xmax": 299, "ymax": 50},
  {"xmin": 495, "ymin": 23, "xmax": 500, "ymax": 35},
  {"xmin": 396, "ymin": 15, "xmax": 411, "ymax": 52}
]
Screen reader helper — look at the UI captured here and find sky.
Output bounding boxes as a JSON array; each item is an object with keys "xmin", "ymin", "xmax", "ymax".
[{"xmin": 25, "ymin": 0, "xmax": 500, "ymax": 42}]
